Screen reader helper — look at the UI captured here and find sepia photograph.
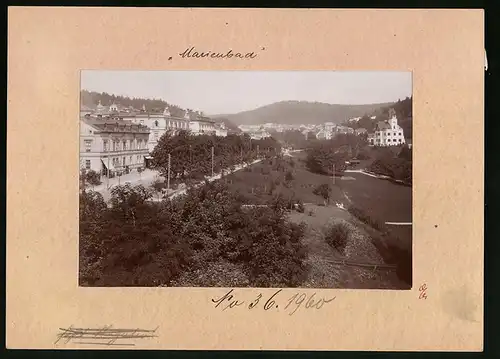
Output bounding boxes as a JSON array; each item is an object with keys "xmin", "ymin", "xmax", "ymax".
[{"xmin": 79, "ymin": 71, "xmax": 413, "ymax": 289}]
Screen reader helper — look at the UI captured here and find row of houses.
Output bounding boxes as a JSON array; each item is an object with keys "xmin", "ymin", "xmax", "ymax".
[{"xmin": 80, "ymin": 102, "xmax": 228, "ymax": 175}]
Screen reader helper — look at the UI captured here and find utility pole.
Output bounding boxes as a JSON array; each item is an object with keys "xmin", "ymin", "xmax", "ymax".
[
  {"xmin": 211, "ymin": 146, "xmax": 214, "ymax": 177},
  {"xmin": 107, "ymin": 156, "xmax": 110, "ymax": 189},
  {"xmin": 332, "ymin": 163, "xmax": 335, "ymax": 186},
  {"xmin": 167, "ymin": 153, "xmax": 171, "ymax": 192}
]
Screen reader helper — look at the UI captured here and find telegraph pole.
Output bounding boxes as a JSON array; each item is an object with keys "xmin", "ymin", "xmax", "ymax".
[
  {"xmin": 332, "ymin": 163, "xmax": 336, "ymax": 186},
  {"xmin": 211, "ymin": 146, "xmax": 214, "ymax": 177},
  {"xmin": 107, "ymin": 157, "xmax": 110, "ymax": 189},
  {"xmin": 167, "ymin": 153, "xmax": 171, "ymax": 192}
]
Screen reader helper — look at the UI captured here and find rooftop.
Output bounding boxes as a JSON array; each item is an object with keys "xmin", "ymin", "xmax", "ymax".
[{"xmin": 82, "ymin": 118, "xmax": 150, "ymax": 134}]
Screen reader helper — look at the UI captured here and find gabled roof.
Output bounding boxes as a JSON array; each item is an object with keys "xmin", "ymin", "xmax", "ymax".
[{"xmin": 376, "ymin": 121, "xmax": 391, "ymax": 130}]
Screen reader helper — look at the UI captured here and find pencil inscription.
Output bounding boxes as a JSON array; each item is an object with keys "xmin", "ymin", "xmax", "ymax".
[{"xmin": 54, "ymin": 325, "xmax": 159, "ymax": 346}]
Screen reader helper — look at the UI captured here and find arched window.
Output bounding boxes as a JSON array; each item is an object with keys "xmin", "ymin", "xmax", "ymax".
[{"xmin": 154, "ymin": 120, "xmax": 159, "ymax": 127}]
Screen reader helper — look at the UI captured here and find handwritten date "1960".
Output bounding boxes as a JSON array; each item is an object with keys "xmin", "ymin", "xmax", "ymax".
[{"xmin": 211, "ymin": 289, "xmax": 336, "ymax": 315}]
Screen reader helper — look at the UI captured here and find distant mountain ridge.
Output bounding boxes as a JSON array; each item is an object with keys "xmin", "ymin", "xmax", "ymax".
[{"xmin": 210, "ymin": 100, "xmax": 396, "ymax": 126}]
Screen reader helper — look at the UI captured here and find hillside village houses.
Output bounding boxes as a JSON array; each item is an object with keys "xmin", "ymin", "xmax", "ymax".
[{"xmin": 367, "ymin": 108, "xmax": 406, "ymax": 146}]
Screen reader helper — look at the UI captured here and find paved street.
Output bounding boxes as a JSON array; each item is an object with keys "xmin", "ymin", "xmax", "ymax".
[
  {"xmin": 92, "ymin": 159, "xmax": 265, "ymax": 202},
  {"xmin": 92, "ymin": 169, "xmax": 162, "ymax": 202}
]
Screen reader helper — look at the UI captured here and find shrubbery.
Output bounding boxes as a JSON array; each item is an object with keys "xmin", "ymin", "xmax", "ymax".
[
  {"xmin": 324, "ymin": 222, "xmax": 350, "ymax": 254},
  {"xmin": 347, "ymin": 205, "xmax": 411, "ymax": 287},
  {"xmin": 79, "ymin": 181, "xmax": 308, "ymax": 287},
  {"xmin": 347, "ymin": 205, "xmax": 385, "ymax": 231},
  {"xmin": 313, "ymin": 183, "xmax": 331, "ymax": 205},
  {"xmin": 367, "ymin": 145, "xmax": 412, "ymax": 185}
]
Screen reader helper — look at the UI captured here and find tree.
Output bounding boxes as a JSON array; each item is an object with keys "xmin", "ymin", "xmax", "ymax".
[
  {"xmin": 313, "ymin": 183, "xmax": 331, "ymax": 205},
  {"xmin": 398, "ymin": 144, "xmax": 412, "ymax": 161},
  {"xmin": 85, "ymin": 170, "xmax": 102, "ymax": 187}
]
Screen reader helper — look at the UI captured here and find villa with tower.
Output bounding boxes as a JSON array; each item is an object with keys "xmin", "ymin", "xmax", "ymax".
[{"xmin": 367, "ymin": 108, "xmax": 406, "ymax": 147}]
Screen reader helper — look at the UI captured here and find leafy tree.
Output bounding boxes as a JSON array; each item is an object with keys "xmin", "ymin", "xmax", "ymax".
[
  {"xmin": 313, "ymin": 183, "xmax": 332, "ymax": 205},
  {"xmin": 85, "ymin": 170, "xmax": 102, "ymax": 187}
]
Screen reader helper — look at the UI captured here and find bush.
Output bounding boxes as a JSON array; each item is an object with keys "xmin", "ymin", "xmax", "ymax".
[
  {"xmin": 385, "ymin": 243, "xmax": 412, "ymax": 287},
  {"xmin": 324, "ymin": 222, "xmax": 350, "ymax": 254},
  {"xmin": 356, "ymin": 149, "xmax": 370, "ymax": 160},
  {"xmin": 313, "ymin": 183, "xmax": 331, "ymax": 204},
  {"xmin": 285, "ymin": 171, "xmax": 294, "ymax": 182},
  {"xmin": 296, "ymin": 201, "xmax": 305, "ymax": 213},
  {"xmin": 347, "ymin": 205, "xmax": 385, "ymax": 231}
]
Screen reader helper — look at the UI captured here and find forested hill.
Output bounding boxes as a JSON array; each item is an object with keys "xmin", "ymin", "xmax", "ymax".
[
  {"xmin": 80, "ymin": 90, "xmax": 185, "ymax": 115},
  {"xmin": 80, "ymin": 90, "xmax": 240, "ymax": 131},
  {"xmin": 211, "ymin": 100, "xmax": 395, "ymax": 126}
]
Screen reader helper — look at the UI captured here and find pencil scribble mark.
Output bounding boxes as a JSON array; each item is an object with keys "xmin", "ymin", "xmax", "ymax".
[{"xmin": 55, "ymin": 325, "xmax": 159, "ymax": 346}]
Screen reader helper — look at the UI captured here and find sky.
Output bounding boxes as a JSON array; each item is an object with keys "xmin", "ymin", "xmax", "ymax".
[{"xmin": 81, "ymin": 71, "xmax": 412, "ymax": 115}]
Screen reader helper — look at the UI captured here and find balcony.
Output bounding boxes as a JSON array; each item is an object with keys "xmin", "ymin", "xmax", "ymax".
[{"xmin": 81, "ymin": 148, "xmax": 150, "ymax": 156}]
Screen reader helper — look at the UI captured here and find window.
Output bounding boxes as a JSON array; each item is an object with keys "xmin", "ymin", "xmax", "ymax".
[
  {"xmin": 129, "ymin": 140, "xmax": 133, "ymax": 150},
  {"xmin": 154, "ymin": 131, "xmax": 159, "ymax": 140},
  {"xmin": 399, "ymin": 132, "xmax": 402, "ymax": 136},
  {"xmin": 103, "ymin": 140, "xmax": 108, "ymax": 152},
  {"xmin": 140, "ymin": 120, "xmax": 144, "ymax": 125},
  {"xmin": 123, "ymin": 141, "xmax": 127, "ymax": 151},
  {"xmin": 123, "ymin": 157, "xmax": 126, "ymax": 166},
  {"xmin": 130, "ymin": 156, "xmax": 133, "ymax": 163},
  {"xmin": 84, "ymin": 139, "xmax": 92, "ymax": 152},
  {"xmin": 85, "ymin": 160, "xmax": 91, "ymax": 169},
  {"xmin": 154, "ymin": 120, "xmax": 159, "ymax": 127},
  {"xmin": 399, "ymin": 139, "xmax": 402, "ymax": 143}
]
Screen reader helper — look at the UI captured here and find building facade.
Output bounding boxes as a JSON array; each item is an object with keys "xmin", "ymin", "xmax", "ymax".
[
  {"xmin": 188, "ymin": 111, "xmax": 217, "ymax": 135},
  {"xmin": 126, "ymin": 107, "xmax": 190, "ymax": 152},
  {"xmin": 80, "ymin": 117, "xmax": 150, "ymax": 175},
  {"xmin": 368, "ymin": 109, "xmax": 405, "ymax": 146},
  {"xmin": 215, "ymin": 122, "xmax": 228, "ymax": 137}
]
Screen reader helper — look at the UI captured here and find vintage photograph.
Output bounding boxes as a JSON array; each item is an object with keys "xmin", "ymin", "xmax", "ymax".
[{"xmin": 79, "ymin": 71, "xmax": 412, "ymax": 289}]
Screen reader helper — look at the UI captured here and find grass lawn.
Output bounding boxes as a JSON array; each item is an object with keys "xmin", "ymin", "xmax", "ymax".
[
  {"xmin": 216, "ymin": 152, "xmax": 412, "ymax": 289},
  {"xmin": 221, "ymin": 154, "xmax": 345, "ymax": 205}
]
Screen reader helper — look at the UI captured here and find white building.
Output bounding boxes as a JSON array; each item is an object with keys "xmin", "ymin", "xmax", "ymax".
[
  {"xmin": 249, "ymin": 130, "xmax": 271, "ymax": 140},
  {"xmin": 125, "ymin": 107, "xmax": 190, "ymax": 152},
  {"xmin": 215, "ymin": 122, "xmax": 228, "ymax": 137},
  {"xmin": 368, "ymin": 109, "xmax": 405, "ymax": 146},
  {"xmin": 189, "ymin": 111, "xmax": 217, "ymax": 135},
  {"xmin": 316, "ymin": 128, "xmax": 333, "ymax": 140},
  {"xmin": 80, "ymin": 117, "xmax": 150, "ymax": 175},
  {"xmin": 324, "ymin": 122, "xmax": 336, "ymax": 132}
]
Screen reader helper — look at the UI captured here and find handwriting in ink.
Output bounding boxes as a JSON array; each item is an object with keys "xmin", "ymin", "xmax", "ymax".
[
  {"xmin": 285, "ymin": 292, "xmax": 336, "ymax": 316},
  {"xmin": 264, "ymin": 289, "xmax": 282, "ymax": 310},
  {"xmin": 54, "ymin": 325, "xmax": 159, "ymax": 346},
  {"xmin": 211, "ymin": 289, "xmax": 245, "ymax": 310},
  {"xmin": 179, "ymin": 47, "xmax": 258, "ymax": 60},
  {"xmin": 212, "ymin": 289, "xmax": 335, "ymax": 315},
  {"xmin": 419, "ymin": 283, "xmax": 428, "ymax": 299}
]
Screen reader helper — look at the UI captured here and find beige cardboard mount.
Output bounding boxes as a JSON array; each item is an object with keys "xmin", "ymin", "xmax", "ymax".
[{"xmin": 7, "ymin": 7, "xmax": 484, "ymax": 351}]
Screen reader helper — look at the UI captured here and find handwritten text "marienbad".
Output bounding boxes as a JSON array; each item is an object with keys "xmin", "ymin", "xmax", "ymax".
[
  {"xmin": 211, "ymin": 289, "xmax": 336, "ymax": 316},
  {"xmin": 179, "ymin": 47, "xmax": 258, "ymax": 59}
]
